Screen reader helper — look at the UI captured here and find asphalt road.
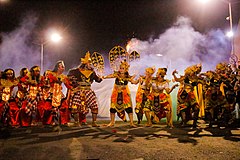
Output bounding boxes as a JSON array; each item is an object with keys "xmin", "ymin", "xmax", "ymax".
[{"xmin": 0, "ymin": 120, "xmax": 240, "ymax": 160}]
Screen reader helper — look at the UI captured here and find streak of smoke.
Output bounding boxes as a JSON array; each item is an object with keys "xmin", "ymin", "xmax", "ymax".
[
  {"xmin": 124, "ymin": 16, "xmax": 230, "ymax": 77},
  {"xmin": 0, "ymin": 14, "xmax": 39, "ymax": 75}
]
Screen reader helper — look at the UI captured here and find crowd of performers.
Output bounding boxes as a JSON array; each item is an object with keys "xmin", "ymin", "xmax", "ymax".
[{"xmin": 0, "ymin": 52, "xmax": 240, "ymax": 131}]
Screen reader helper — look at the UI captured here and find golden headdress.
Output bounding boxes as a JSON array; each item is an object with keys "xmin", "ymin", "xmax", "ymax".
[
  {"xmin": 20, "ymin": 68, "xmax": 29, "ymax": 77},
  {"xmin": 81, "ymin": 51, "xmax": 92, "ymax": 64},
  {"xmin": 145, "ymin": 66, "xmax": 155, "ymax": 75},
  {"xmin": 216, "ymin": 62, "xmax": 227, "ymax": 71},
  {"xmin": 184, "ymin": 64, "xmax": 201, "ymax": 75},
  {"xmin": 33, "ymin": 66, "xmax": 40, "ymax": 72},
  {"xmin": 6, "ymin": 69, "xmax": 13, "ymax": 75},
  {"xmin": 205, "ymin": 70, "xmax": 216, "ymax": 79},
  {"xmin": 120, "ymin": 59, "xmax": 130, "ymax": 71},
  {"xmin": 157, "ymin": 68, "xmax": 167, "ymax": 77}
]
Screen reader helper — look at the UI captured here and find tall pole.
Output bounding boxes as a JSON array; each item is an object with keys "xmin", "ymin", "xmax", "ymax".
[
  {"xmin": 227, "ymin": 1, "xmax": 238, "ymax": 66},
  {"xmin": 40, "ymin": 43, "xmax": 44, "ymax": 75},
  {"xmin": 229, "ymin": 2, "xmax": 234, "ymax": 55},
  {"xmin": 37, "ymin": 31, "xmax": 62, "ymax": 74}
]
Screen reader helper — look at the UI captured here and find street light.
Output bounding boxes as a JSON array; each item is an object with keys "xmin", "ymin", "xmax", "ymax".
[
  {"xmin": 50, "ymin": 33, "xmax": 62, "ymax": 43},
  {"xmin": 0, "ymin": 0, "xmax": 9, "ymax": 2},
  {"xmin": 197, "ymin": 0, "xmax": 210, "ymax": 4},
  {"xmin": 226, "ymin": 1, "xmax": 234, "ymax": 52},
  {"xmin": 222, "ymin": 0, "xmax": 239, "ymax": 65},
  {"xmin": 198, "ymin": 0, "xmax": 238, "ymax": 64},
  {"xmin": 39, "ymin": 32, "xmax": 62, "ymax": 74}
]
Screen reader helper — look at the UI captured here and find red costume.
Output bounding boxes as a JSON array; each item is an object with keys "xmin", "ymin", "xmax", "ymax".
[
  {"xmin": 0, "ymin": 69, "xmax": 19, "ymax": 127},
  {"xmin": 19, "ymin": 66, "xmax": 43, "ymax": 127},
  {"xmin": 43, "ymin": 61, "xmax": 72, "ymax": 125}
]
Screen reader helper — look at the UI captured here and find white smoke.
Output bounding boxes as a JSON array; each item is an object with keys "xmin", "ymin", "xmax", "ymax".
[
  {"xmin": 0, "ymin": 15, "xmax": 231, "ymax": 79},
  {"xmin": 126, "ymin": 16, "xmax": 230, "ymax": 77},
  {"xmin": 0, "ymin": 14, "xmax": 232, "ymax": 120},
  {"xmin": 0, "ymin": 14, "xmax": 39, "ymax": 75}
]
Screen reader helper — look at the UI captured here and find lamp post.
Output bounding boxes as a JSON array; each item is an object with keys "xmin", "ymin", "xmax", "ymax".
[
  {"xmin": 225, "ymin": 0, "xmax": 238, "ymax": 65},
  {"xmin": 39, "ymin": 32, "xmax": 62, "ymax": 74},
  {"xmin": 225, "ymin": 1, "xmax": 234, "ymax": 54},
  {"xmin": 40, "ymin": 43, "xmax": 45, "ymax": 75},
  {"xmin": 198, "ymin": 0, "xmax": 238, "ymax": 64}
]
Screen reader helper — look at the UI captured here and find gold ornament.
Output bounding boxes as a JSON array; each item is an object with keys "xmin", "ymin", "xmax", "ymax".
[{"xmin": 81, "ymin": 51, "xmax": 92, "ymax": 64}]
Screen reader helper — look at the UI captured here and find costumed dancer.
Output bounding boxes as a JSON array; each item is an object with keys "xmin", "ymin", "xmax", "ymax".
[
  {"xmin": 172, "ymin": 64, "xmax": 201, "ymax": 128},
  {"xmin": 103, "ymin": 59, "xmax": 136, "ymax": 127},
  {"xmin": 19, "ymin": 66, "xmax": 42, "ymax": 127},
  {"xmin": 134, "ymin": 67, "xmax": 155, "ymax": 126},
  {"xmin": 217, "ymin": 63, "xmax": 236, "ymax": 111},
  {"xmin": 16, "ymin": 68, "xmax": 29, "ymax": 108},
  {"xmin": 39, "ymin": 71, "xmax": 52, "ymax": 126},
  {"xmin": 0, "ymin": 69, "xmax": 19, "ymax": 127},
  {"xmin": 149, "ymin": 68, "xmax": 178, "ymax": 128},
  {"xmin": 232, "ymin": 72, "xmax": 240, "ymax": 123},
  {"xmin": 43, "ymin": 60, "xmax": 72, "ymax": 129},
  {"xmin": 204, "ymin": 70, "xmax": 229, "ymax": 127},
  {"xmin": 67, "ymin": 51, "xmax": 103, "ymax": 127},
  {"xmin": 15, "ymin": 68, "xmax": 29, "ymax": 126}
]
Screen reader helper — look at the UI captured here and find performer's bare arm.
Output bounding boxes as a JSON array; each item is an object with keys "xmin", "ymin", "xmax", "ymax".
[
  {"xmin": 131, "ymin": 75, "xmax": 144, "ymax": 85},
  {"xmin": 172, "ymin": 69, "xmax": 184, "ymax": 82},
  {"xmin": 130, "ymin": 74, "xmax": 139, "ymax": 84},
  {"xmin": 165, "ymin": 84, "xmax": 179, "ymax": 94},
  {"xmin": 102, "ymin": 73, "xmax": 115, "ymax": 79}
]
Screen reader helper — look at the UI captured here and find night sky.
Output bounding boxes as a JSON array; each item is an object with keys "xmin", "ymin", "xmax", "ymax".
[{"xmin": 0, "ymin": 0, "xmax": 240, "ymax": 73}]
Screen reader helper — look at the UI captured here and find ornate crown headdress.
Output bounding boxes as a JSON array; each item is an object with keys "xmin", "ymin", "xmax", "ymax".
[
  {"xmin": 216, "ymin": 62, "xmax": 226, "ymax": 71},
  {"xmin": 145, "ymin": 66, "xmax": 155, "ymax": 75},
  {"xmin": 120, "ymin": 59, "xmax": 129, "ymax": 71},
  {"xmin": 184, "ymin": 64, "xmax": 201, "ymax": 75},
  {"xmin": 157, "ymin": 68, "xmax": 167, "ymax": 76},
  {"xmin": 33, "ymin": 66, "xmax": 40, "ymax": 72},
  {"xmin": 6, "ymin": 69, "xmax": 13, "ymax": 75},
  {"xmin": 81, "ymin": 51, "xmax": 92, "ymax": 64}
]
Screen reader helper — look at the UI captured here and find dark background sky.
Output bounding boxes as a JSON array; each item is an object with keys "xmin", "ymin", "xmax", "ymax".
[{"xmin": 0, "ymin": 0, "xmax": 240, "ymax": 73}]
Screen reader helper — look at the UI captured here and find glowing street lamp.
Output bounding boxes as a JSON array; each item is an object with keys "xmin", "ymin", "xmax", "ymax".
[
  {"xmin": 226, "ymin": 30, "xmax": 234, "ymax": 38},
  {"xmin": 197, "ymin": 0, "xmax": 210, "ymax": 4},
  {"xmin": 223, "ymin": 1, "xmax": 235, "ymax": 57},
  {"xmin": 40, "ymin": 32, "xmax": 62, "ymax": 74},
  {"xmin": 0, "ymin": 0, "xmax": 9, "ymax": 2},
  {"xmin": 198, "ymin": 0, "xmax": 237, "ymax": 63},
  {"xmin": 221, "ymin": 1, "xmax": 239, "ymax": 64},
  {"xmin": 50, "ymin": 33, "xmax": 62, "ymax": 43}
]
